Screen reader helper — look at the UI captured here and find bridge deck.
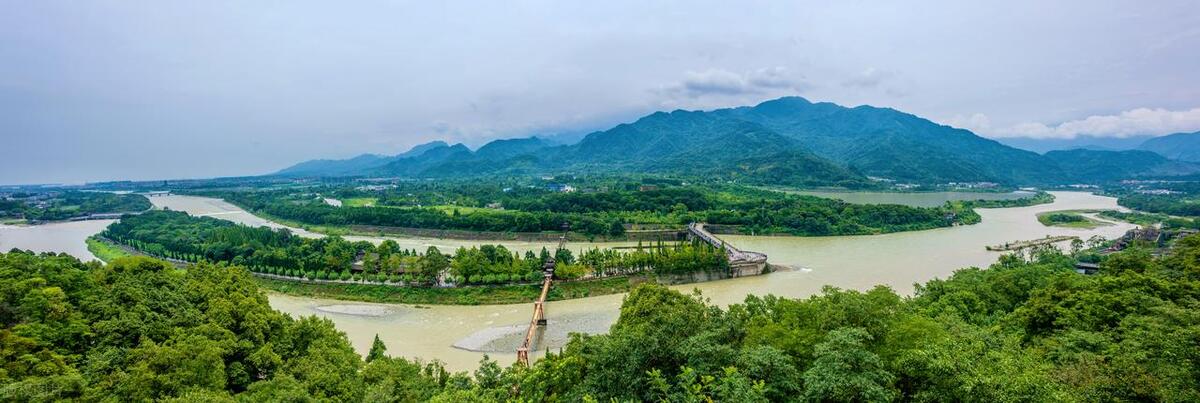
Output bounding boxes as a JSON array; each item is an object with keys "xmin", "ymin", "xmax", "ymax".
[{"xmin": 687, "ymin": 223, "xmax": 768, "ymax": 264}]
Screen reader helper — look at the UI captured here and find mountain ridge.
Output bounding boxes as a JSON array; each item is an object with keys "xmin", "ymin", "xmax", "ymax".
[{"xmin": 274, "ymin": 97, "xmax": 1195, "ymax": 186}]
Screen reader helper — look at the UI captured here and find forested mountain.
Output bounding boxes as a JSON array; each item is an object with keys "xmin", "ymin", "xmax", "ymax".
[
  {"xmin": 1044, "ymin": 149, "xmax": 1200, "ymax": 182},
  {"xmin": 275, "ymin": 140, "xmax": 448, "ymax": 176},
  {"xmin": 997, "ymin": 135, "xmax": 1153, "ymax": 153},
  {"xmin": 711, "ymin": 97, "xmax": 1061, "ymax": 183},
  {"xmin": 275, "ymin": 97, "xmax": 1197, "ymax": 186},
  {"xmin": 1139, "ymin": 131, "xmax": 1200, "ymax": 162}
]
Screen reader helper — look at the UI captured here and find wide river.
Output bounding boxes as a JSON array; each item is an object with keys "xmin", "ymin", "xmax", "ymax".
[{"xmin": 1, "ymin": 192, "xmax": 1135, "ymax": 371}]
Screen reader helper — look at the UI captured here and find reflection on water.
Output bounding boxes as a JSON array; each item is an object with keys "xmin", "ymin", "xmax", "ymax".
[{"xmin": 19, "ymin": 192, "xmax": 1138, "ymax": 371}]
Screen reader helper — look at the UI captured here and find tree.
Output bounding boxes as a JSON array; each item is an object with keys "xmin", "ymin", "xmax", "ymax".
[
  {"xmin": 802, "ymin": 327, "xmax": 895, "ymax": 402},
  {"xmin": 367, "ymin": 334, "xmax": 387, "ymax": 362},
  {"xmin": 417, "ymin": 246, "xmax": 449, "ymax": 283}
]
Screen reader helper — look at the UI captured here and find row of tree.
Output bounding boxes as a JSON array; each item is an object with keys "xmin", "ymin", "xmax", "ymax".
[{"xmin": 103, "ymin": 210, "xmax": 733, "ymax": 286}]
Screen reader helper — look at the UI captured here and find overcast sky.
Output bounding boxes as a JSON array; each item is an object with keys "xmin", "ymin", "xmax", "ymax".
[{"xmin": 2, "ymin": 1, "xmax": 1199, "ymax": 185}]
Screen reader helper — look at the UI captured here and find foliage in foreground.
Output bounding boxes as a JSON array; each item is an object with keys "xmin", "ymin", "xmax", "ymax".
[{"xmin": 3, "ymin": 236, "xmax": 1200, "ymax": 401}]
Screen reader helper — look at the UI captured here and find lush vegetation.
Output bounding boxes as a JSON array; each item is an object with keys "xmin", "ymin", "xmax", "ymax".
[
  {"xmin": 1041, "ymin": 212, "xmax": 1085, "ymax": 224},
  {"xmin": 199, "ymin": 180, "xmax": 975, "ymax": 238},
  {"xmin": 101, "ymin": 210, "xmax": 732, "ymax": 291},
  {"xmin": 1100, "ymin": 210, "xmax": 1200, "ymax": 230},
  {"xmin": 959, "ymin": 190, "xmax": 1055, "ymax": 208},
  {"xmin": 6, "ymin": 233, "xmax": 1200, "ymax": 401},
  {"xmin": 1118, "ymin": 193, "xmax": 1200, "ymax": 216},
  {"xmin": 83, "ymin": 236, "xmax": 130, "ymax": 263},
  {"xmin": 0, "ymin": 191, "xmax": 150, "ymax": 222},
  {"xmin": 1035, "ymin": 210, "xmax": 1108, "ymax": 229}
]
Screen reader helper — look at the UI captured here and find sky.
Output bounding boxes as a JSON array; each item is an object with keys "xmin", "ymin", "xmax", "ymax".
[{"xmin": 2, "ymin": 1, "xmax": 1199, "ymax": 185}]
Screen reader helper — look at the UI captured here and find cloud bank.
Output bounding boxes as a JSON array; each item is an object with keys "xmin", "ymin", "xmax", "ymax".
[
  {"xmin": 947, "ymin": 107, "xmax": 1200, "ymax": 139},
  {"xmin": 659, "ymin": 67, "xmax": 811, "ymax": 100}
]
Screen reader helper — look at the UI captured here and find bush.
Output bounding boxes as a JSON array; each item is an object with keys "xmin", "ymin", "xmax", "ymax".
[
  {"xmin": 526, "ymin": 271, "xmax": 542, "ymax": 282},
  {"xmin": 483, "ymin": 274, "xmax": 497, "ymax": 284},
  {"xmin": 389, "ymin": 274, "xmax": 401, "ymax": 283},
  {"xmin": 340, "ymin": 271, "xmax": 352, "ymax": 281}
]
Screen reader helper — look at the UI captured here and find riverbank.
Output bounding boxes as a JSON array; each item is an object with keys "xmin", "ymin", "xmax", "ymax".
[
  {"xmin": 1035, "ymin": 209, "xmax": 1115, "ymax": 229},
  {"xmin": 986, "ymin": 235, "xmax": 1079, "ymax": 251},
  {"xmin": 84, "ymin": 236, "xmax": 130, "ymax": 263},
  {"xmin": 256, "ymin": 275, "xmax": 641, "ymax": 305},
  {"xmin": 220, "ymin": 197, "xmax": 681, "ymax": 242},
  {"xmin": 88, "ymin": 231, "xmax": 644, "ymax": 305}
]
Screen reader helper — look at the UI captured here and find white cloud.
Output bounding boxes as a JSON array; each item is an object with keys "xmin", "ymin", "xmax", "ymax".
[
  {"xmin": 659, "ymin": 67, "xmax": 811, "ymax": 100},
  {"xmin": 945, "ymin": 107, "xmax": 1200, "ymax": 139},
  {"xmin": 841, "ymin": 67, "xmax": 893, "ymax": 89}
]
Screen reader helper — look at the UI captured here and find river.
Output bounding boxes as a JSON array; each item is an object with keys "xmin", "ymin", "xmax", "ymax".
[
  {"xmin": 0, "ymin": 220, "xmax": 114, "ymax": 262},
  {"xmin": 788, "ymin": 189, "xmax": 1035, "ymax": 207},
  {"xmin": 3, "ymin": 192, "xmax": 1136, "ymax": 371}
]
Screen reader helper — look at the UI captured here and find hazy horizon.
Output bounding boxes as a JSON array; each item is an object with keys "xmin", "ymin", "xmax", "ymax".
[{"xmin": 3, "ymin": 1, "xmax": 1199, "ymax": 185}]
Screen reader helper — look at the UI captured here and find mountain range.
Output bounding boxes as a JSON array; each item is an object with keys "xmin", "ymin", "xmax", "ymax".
[
  {"xmin": 1138, "ymin": 131, "xmax": 1200, "ymax": 162},
  {"xmin": 997, "ymin": 135, "xmax": 1156, "ymax": 154},
  {"xmin": 275, "ymin": 97, "xmax": 1200, "ymax": 186}
]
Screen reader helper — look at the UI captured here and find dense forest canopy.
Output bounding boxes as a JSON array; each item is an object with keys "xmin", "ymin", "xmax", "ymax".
[
  {"xmin": 4, "ymin": 232, "xmax": 1200, "ymax": 401},
  {"xmin": 200, "ymin": 179, "xmax": 986, "ymax": 238}
]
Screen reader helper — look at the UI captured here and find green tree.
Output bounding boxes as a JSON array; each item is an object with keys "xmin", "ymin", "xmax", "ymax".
[
  {"xmin": 802, "ymin": 327, "xmax": 895, "ymax": 402},
  {"xmin": 367, "ymin": 334, "xmax": 387, "ymax": 362}
]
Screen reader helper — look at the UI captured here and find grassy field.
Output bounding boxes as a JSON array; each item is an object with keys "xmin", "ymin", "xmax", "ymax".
[
  {"xmin": 255, "ymin": 276, "xmax": 640, "ymax": 305},
  {"xmin": 85, "ymin": 236, "xmax": 132, "ymax": 263},
  {"xmin": 341, "ymin": 197, "xmax": 378, "ymax": 207},
  {"xmin": 1035, "ymin": 210, "xmax": 1111, "ymax": 229}
]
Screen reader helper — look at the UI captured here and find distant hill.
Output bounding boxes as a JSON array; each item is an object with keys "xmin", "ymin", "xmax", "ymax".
[
  {"xmin": 1139, "ymin": 131, "xmax": 1200, "ymax": 162},
  {"xmin": 1044, "ymin": 148, "xmax": 1200, "ymax": 182},
  {"xmin": 710, "ymin": 97, "xmax": 1060, "ymax": 184},
  {"xmin": 275, "ymin": 141, "xmax": 447, "ymax": 176},
  {"xmin": 370, "ymin": 111, "xmax": 866, "ymax": 186},
  {"xmin": 274, "ymin": 97, "xmax": 1198, "ymax": 186},
  {"xmin": 997, "ymin": 135, "xmax": 1154, "ymax": 153}
]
